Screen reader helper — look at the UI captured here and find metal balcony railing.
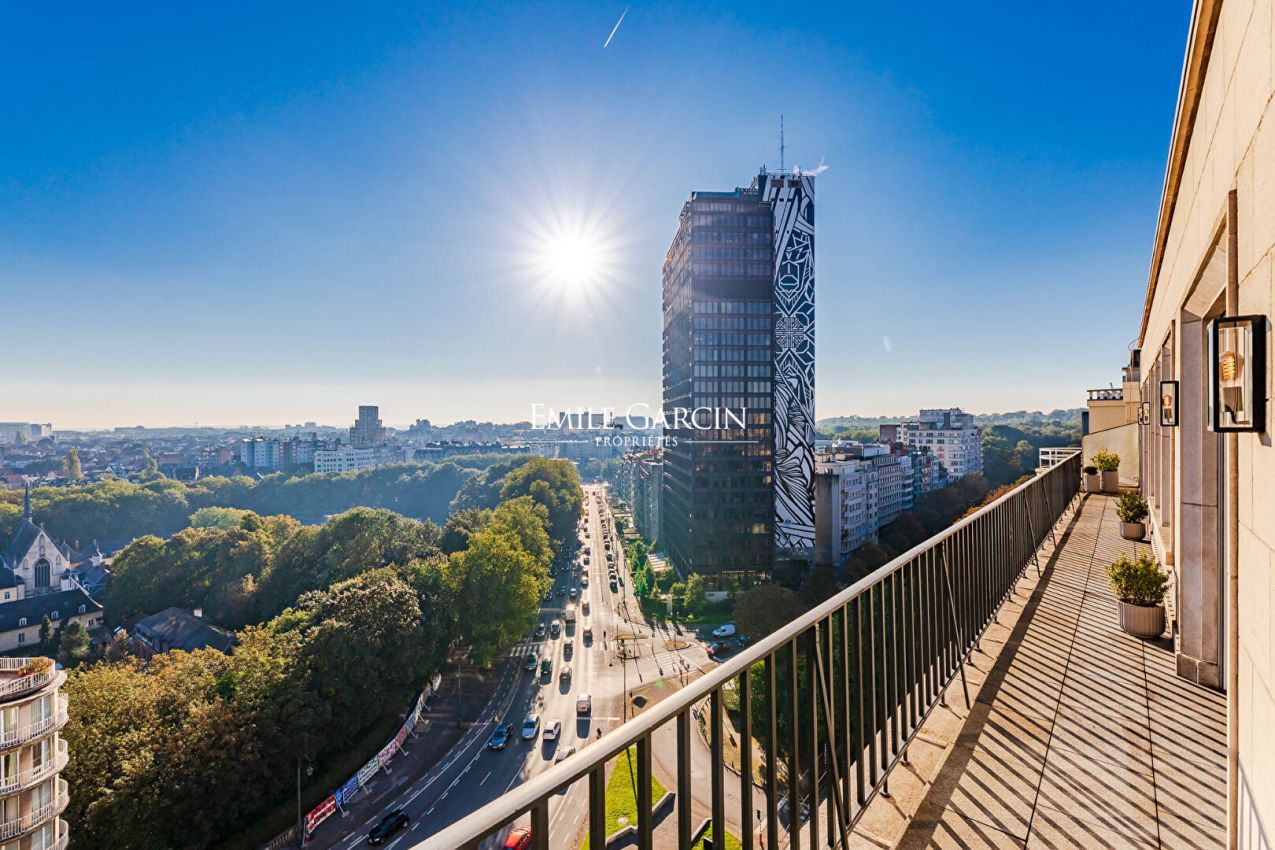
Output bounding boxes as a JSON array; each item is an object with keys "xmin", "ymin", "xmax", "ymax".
[
  {"xmin": 1038, "ymin": 446, "xmax": 1081, "ymax": 469},
  {"xmin": 414, "ymin": 454, "xmax": 1082, "ymax": 850},
  {"xmin": 0, "ymin": 778, "xmax": 69, "ymax": 840},
  {"xmin": 0, "ymin": 739, "xmax": 68, "ymax": 797},
  {"xmin": 0, "ymin": 698, "xmax": 69, "ymax": 753}
]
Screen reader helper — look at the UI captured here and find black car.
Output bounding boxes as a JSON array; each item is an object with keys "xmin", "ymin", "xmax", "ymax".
[{"xmin": 368, "ymin": 809, "xmax": 409, "ymax": 845}]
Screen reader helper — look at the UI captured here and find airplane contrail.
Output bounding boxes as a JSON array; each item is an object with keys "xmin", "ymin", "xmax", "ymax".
[{"xmin": 603, "ymin": 7, "xmax": 628, "ymax": 48}]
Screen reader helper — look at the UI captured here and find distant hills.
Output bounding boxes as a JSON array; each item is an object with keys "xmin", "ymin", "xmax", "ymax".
[{"xmin": 816, "ymin": 409, "xmax": 1083, "ymax": 435}]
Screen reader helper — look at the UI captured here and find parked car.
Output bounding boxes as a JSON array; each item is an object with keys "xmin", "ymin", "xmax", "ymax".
[
  {"xmin": 576, "ymin": 693, "xmax": 592, "ymax": 714},
  {"xmin": 367, "ymin": 809, "xmax": 409, "ymax": 845},
  {"xmin": 712, "ymin": 623, "xmax": 737, "ymax": 638},
  {"xmin": 544, "ymin": 719, "xmax": 562, "ymax": 740},
  {"xmin": 503, "ymin": 826, "xmax": 533, "ymax": 850},
  {"xmin": 488, "ymin": 724, "xmax": 511, "ymax": 750},
  {"xmin": 521, "ymin": 714, "xmax": 541, "ymax": 740},
  {"xmin": 554, "ymin": 746, "xmax": 576, "ymax": 763}
]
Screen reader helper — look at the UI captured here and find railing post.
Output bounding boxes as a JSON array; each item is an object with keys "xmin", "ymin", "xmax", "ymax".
[
  {"xmin": 739, "ymin": 669, "xmax": 754, "ymax": 850},
  {"xmin": 939, "ymin": 540, "xmax": 971, "ymax": 710},
  {"xmin": 677, "ymin": 710, "xmax": 692, "ymax": 849},
  {"xmin": 765, "ymin": 653, "xmax": 779, "ymax": 850},
  {"xmin": 637, "ymin": 734, "xmax": 653, "ymax": 850},
  {"xmin": 710, "ymin": 689, "xmax": 726, "ymax": 850},
  {"xmin": 589, "ymin": 764, "xmax": 606, "ymax": 850}
]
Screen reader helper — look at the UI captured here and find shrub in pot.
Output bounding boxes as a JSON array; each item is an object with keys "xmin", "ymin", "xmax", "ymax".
[
  {"xmin": 1116, "ymin": 492, "xmax": 1149, "ymax": 540},
  {"xmin": 1083, "ymin": 465, "xmax": 1100, "ymax": 493},
  {"xmin": 1105, "ymin": 551, "xmax": 1168, "ymax": 638},
  {"xmin": 1091, "ymin": 450, "xmax": 1120, "ymax": 493}
]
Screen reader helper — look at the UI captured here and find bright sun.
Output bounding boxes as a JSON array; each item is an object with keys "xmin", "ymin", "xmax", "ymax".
[{"xmin": 542, "ymin": 233, "xmax": 602, "ymax": 287}]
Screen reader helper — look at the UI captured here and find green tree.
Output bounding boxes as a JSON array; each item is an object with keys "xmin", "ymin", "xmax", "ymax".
[
  {"xmin": 443, "ymin": 526, "xmax": 548, "ymax": 665},
  {"xmin": 188, "ymin": 506, "xmax": 251, "ymax": 529},
  {"xmin": 682, "ymin": 573, "xmax": 708, "ymax": 615},
  {"xmin": 38, "ymin": 616, "xmax": 52, "ymax": 650},
  {"xmin": 734, "ymin": 585, "xmax": 805, "ymax": 638},
  {"xmin": 798, "ymin": 566, "xmax": 839, "ymax": 609},
  {"xmin": 57, "ymin": 620, "xmax": 91, "ymax": 665},
  {"xmin": 64, "ymin": 449, "xmax": 83, "ymax": 480}
]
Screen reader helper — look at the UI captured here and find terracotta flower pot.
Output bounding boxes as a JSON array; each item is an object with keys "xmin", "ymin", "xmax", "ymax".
[
  {"xmin": 1084, "ymin": 473, "xmax": 1101, "ymax": 493},
  {"xmin": 1117, "ymin": 601, "xmax": 1165, "ymax": 638},
  {"xmin": 1101, "ymin": 469, "xmax": 1120, "ymax": 493},
  {"xmin": 1120, "ymin": 521, "xmax": 1146, "ymax": 541}
]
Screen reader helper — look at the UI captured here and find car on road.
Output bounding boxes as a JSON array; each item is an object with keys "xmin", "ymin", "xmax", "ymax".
[
  {"xmin": 583, "ymin": 626, "xmax": 593, "ymax": 642},
  {"xmin": 569, "ymin": 587, "xmax": 578, "ymax": 600},
  {"xmin": 525, "ymin": 653, "xmax": 538, "ymax": 671},
  {"xmin": 564, "ymin": 639, "xmax": 573, "ymax": 657},
  {"xmin": 550, "ymin": 620, "xmax": 561, "ymax": 638},
  {"xmin": 540, "ymin": 658, "xmax": 552, "ymax": 677},
  {"xmin": 503, "ymin": 826, "xmax": 533, "ymax": 850},
  {"xmin": 581, "ymin": 573, "xmax": 589, "ymax": 586},
  {"xmin": 367, "ymin": 809, "xmax": 409, "ymax": 845},
  {"xmin": 534, "ymin": 623, "xmax": 546, "ymax": 639},
  {"xmin": 582, "ymin": 600, "xmax": 590, "ymax": 615},
  {"xmin": 554, "ymin": 746, "xmax": 576, "ymax": 763},
  {"xmin": 543, "ymin": 719, "xmax": 562, "ymax": 740},
  {"xmin": 576, "ymin": 694, "xmax": 592, "ymax": 714},
  {"xmin": 559, "ymin": 665, "xmax": 572, "ymax": 684},
  {"xmin": 707, "ymin": 642, "xmax": 732, "ymax": 659},
  {"xmin": 488, "ymin": 724, "xmax": 511, "ymax": 750},
  {"xmin": 610, "ymin": 579, "xmax": 618, "ymax": 591},
  {"xmin": 521, "ymin": 714, "xmax": 541, "ymax": 740},
  {"xmin": 712, "ymin": 623, "xmax": 737, "ymax": 638},
  {"xmin": 583, "ymin": 556, "xmax": 590, "ymax": 565}
]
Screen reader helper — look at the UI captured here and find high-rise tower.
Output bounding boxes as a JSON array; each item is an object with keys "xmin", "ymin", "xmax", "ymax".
[{"xmin": 660, "ymin": 168, "xmax": 815, "ymax": 585}]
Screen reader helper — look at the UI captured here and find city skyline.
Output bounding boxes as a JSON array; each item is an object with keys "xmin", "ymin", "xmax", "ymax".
[{"xmin": 2, "ymin": 2, "xmax": 1190, "ymax": 428}]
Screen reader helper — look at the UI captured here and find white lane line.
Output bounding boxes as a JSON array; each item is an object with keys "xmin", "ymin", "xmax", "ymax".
[{"xmin": 480, "ymin": 770, "xmax": 491, "ymax": 786}]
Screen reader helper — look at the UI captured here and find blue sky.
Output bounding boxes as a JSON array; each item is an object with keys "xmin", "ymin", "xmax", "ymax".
[{"xmin": 1, "ymin": 2, "xmax": 1191, "ymax": 428}]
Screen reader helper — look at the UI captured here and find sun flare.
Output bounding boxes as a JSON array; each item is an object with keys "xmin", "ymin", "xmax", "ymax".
[{"xmin": 541, "ymin": 233, "xmax": 603, "ymax": 287}]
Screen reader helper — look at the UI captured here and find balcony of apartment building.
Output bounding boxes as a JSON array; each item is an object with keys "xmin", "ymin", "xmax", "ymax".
[{"xmin": 411, "ymin": 455, "xmax": 1227, "ymax": 850}]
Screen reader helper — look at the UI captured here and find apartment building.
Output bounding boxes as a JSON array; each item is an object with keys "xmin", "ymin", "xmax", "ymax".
[
  {"xmin": 618, "ymin": 450, "xmax": 663, "ymax": 544},
  {"xmin": 0, "ymin": 656, "xmax": 70, "ymax": 848},
  {"xmin": 898, "ymin": 408, "xmax": 983, "ymax": 480},
  {"xmin": 814, "ymin": 443, "xmax": 914, "ymax": 569}
]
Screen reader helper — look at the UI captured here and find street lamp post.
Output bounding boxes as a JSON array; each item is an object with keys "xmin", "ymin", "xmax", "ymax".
[{"xmin": 296, "ymin": 755, "xmax": 313, "ymax": 848}]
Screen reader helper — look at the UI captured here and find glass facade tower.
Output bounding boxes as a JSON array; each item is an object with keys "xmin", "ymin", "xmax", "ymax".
[{"xmin": 661, "ymin": 169, "xmax": 816, "ymax": 585}]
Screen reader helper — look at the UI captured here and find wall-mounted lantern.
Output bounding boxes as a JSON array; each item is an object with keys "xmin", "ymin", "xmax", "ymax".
[
  {"xmin": 1138, "ymin": 401, "xmax": 1151, "ymax": 426},
  {"xmin": 1208, "ymin": 315, "xmax": 1266, "ymax": 432},
  {"xmin": 1159, "ymin": 381, "xmax": 1179, "ymax": 427}
]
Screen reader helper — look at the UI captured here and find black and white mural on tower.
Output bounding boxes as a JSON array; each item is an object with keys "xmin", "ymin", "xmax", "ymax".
[{"xmin": 763, "ymin": 171, "xmax": 816, "ymax": 553}]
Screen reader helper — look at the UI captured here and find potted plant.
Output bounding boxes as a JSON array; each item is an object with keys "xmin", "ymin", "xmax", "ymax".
[
  {"xmin": 1116, "ymin": 492, "xmax": 1149, "ymax": 540},
  {"xmin": 1091, "ymin": 450, "xmax": 1120, "ymax": 493},
  {"xmin": 1105, "ymin": 551, "xmax": 1168, "ymax": 638},
  {"xmin": 1083, "ymin": 465, "xmax": 1100, "ymax": 493}
]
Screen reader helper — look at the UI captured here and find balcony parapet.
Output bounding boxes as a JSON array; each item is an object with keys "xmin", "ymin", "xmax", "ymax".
[
  {"xmin": 0, "ymin": 659, "xmax": 62, "ymax": 702},
  {"xmin": 1086, "ymin": 387, "xmax": 1123, "ymax": 401}
]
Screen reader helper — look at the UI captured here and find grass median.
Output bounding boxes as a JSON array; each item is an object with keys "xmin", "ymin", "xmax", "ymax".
[{"xmin": 580, "ymin": 746, "xmax": 667, "ymax": 849}]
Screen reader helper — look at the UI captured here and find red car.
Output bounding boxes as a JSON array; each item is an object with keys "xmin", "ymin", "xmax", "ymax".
[{"xmin": 504, "ymin": 826, "xmax": 532, "ymax": 850}]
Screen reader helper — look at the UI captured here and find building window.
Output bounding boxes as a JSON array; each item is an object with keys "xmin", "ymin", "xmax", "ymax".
[
  {"xmin": 17, "ymin": 634, "xmax": 24, "ymax": 645},
  {"xmin": 50, "ymin": 611, "xmax": 58, "ymax": 621},
  {"xmin": 17, "ymin": 618, "xmax": 26, "ymax": 628},
  {"xmin": 33, "ymin": 558, "xmax": 51, "ymax": 589}
]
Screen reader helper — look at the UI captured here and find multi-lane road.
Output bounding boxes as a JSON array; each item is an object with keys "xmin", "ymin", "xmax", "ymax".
[{"xmin": 318, "ymin": 483, "xmax": 703, "ymax": 850}]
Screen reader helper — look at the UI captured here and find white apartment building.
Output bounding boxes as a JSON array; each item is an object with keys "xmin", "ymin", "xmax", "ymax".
[
  {"xmin": 814, "ymin": 444, "xmax": 914, "ymax": 569},
  {"xmin": 898, "ymin": 408, "xmax": 983, "ymax": 480},
  {"xmin": 313, "ymin": 445, "xmax": 377, "ymax": 474},
  {"xmin": 238, "ymin": 436, "xmax": 316, "ymax": 472}
]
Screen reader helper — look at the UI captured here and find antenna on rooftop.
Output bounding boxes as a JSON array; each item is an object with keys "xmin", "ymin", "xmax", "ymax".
[{"xmin": 778, "ymin": 115, "xmax": 785, "ymax": 172}]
